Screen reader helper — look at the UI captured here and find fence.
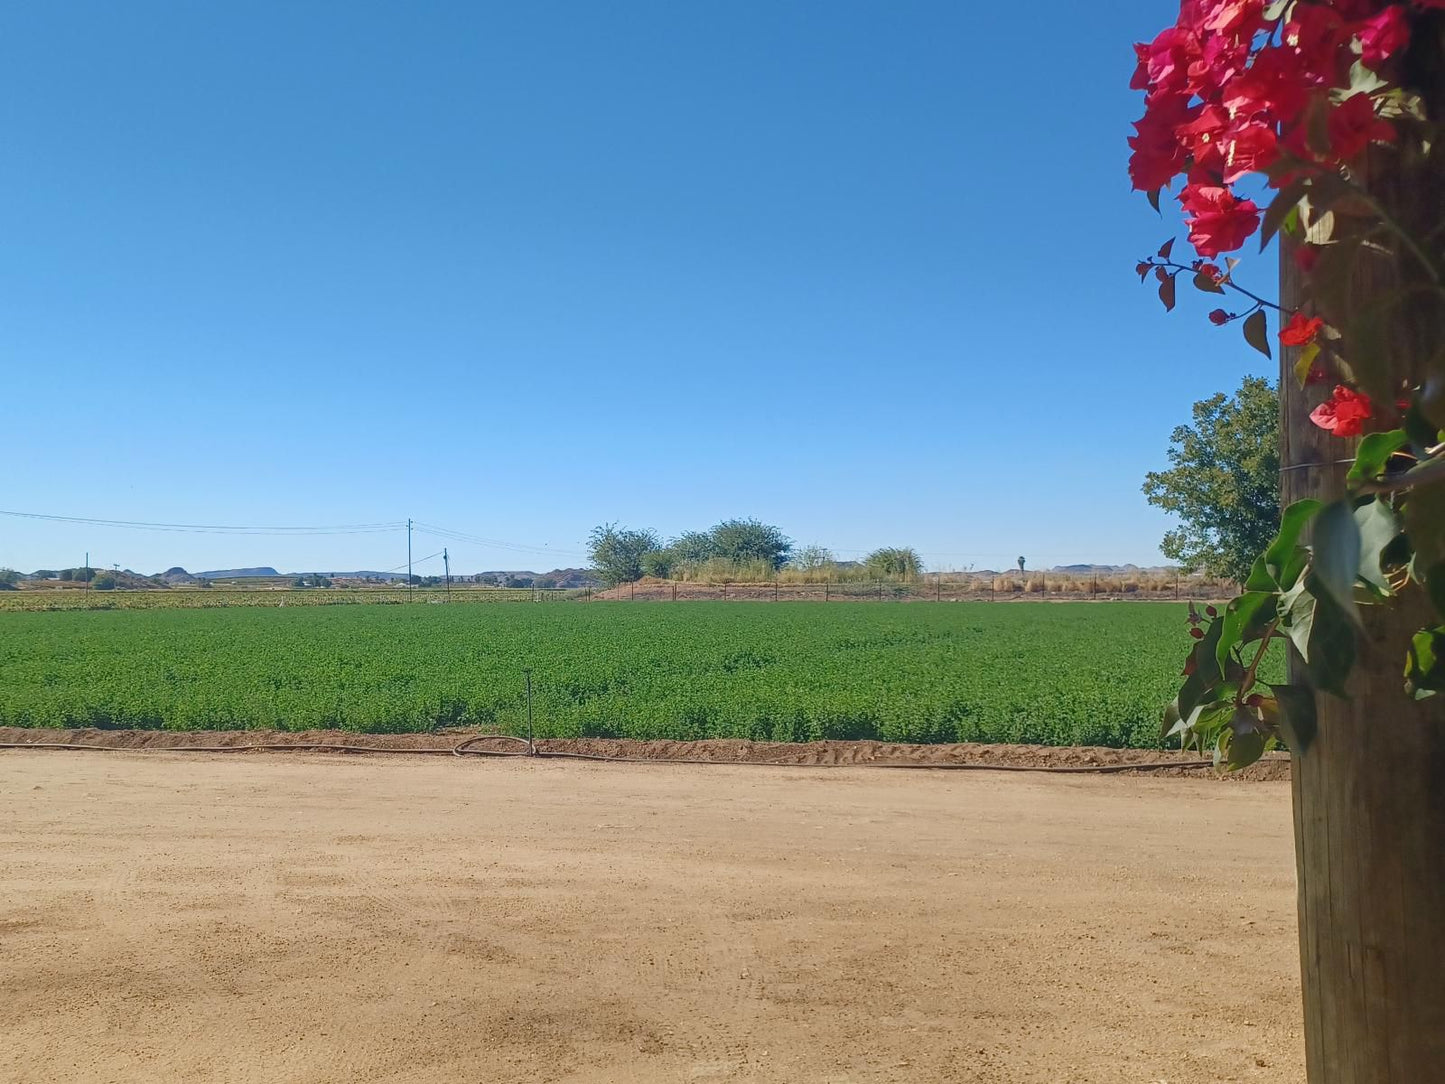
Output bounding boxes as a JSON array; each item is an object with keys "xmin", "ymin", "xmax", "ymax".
[{"xmin": 589, "ymin": 571, "xmax": 1234, "ymax": 603}]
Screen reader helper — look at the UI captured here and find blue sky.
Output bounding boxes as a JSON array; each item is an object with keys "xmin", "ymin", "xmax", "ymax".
[{"xmin": 0, "ymin": 1, "xmax": 1274, "ymax": 576}]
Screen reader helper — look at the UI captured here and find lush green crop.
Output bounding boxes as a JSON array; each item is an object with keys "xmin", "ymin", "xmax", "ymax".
[{"xmin": 0, "ymin": 602, "xmax": 1222, "ymax": 747}]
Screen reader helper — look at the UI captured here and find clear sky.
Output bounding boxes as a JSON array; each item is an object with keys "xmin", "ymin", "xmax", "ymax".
[{"xmin": 0, "ymin": 1, "xmax": 1274, "ymax": 576}]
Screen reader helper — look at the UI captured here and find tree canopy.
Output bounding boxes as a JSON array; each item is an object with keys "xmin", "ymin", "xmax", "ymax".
[
  {"xmin": 1142, "ymin": 376, "xmax": 1279, "ymax": 584},
  {"xmin": 587, "ymin": 523, "xmax": 662, "ymax": 586}
]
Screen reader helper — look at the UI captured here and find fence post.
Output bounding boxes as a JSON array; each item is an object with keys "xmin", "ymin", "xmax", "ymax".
[
  {"xmin": 774, "ymin": 578, "xmax": 779, "ymax": 602},
  {"xmin": 824, "ymin": 582, "xmax": 829, "ymax": 603},
  {"xmin": 673, "ymin": 582, "xmax": 677, "ymax": 602},
  {"xmin": 878, "ymin": 581, "xmax": 884, "ymax": 600},
  {"xmin": 721, "ymin": 582, "xmax": 726, "ymax": 600},
  {"xmin": 936, "ymin": 573, "xmax": 941, "ymax": 602},
  {"xmin": 630, "ymin": 581, "xmax": 635, "ymax": 601}
]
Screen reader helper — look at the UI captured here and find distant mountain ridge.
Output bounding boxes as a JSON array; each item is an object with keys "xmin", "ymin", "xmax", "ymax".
[{"xmin": 196, "ymin": 567, "xmax": 281, "ymax": 580}]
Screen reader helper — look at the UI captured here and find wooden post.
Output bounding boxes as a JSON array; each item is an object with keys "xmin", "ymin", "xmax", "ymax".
[
  {"xmin": 672, "ymin": 582, "xmax": 677, "ymax": 602},
  {"xmin": 936, "ymin": 573, "xmax": 941, "ymax": 602},
  {"xmin": 824, "ymin": 582, "xmax": 829, "ymax": 603},
  {"xmin": 1279, "ymin": 39, "xmax": 1445, "ymax": 1077}
]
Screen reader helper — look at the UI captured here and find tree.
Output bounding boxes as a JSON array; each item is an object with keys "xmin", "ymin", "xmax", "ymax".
[
  {"xmin": 670, "ymin": 530, "xmax": 720, "ymax": 564},
  {"xmin": 90, "ymin": 572, "xmax": 117, "ymax": 591},
  {"xmin": 587, "ymin": 523, "xmax": 661, "ymax": 586},
  {"xmin": 0, "ymin": 569, "xmax": 19, "ymax": 590},
  {"xmin": 639, "ymin": 549, "xmax": 675, "ymax": 579},
  {"xmin": 707, "ymin": 518, "xmax": 792, "ymax": 570},
  {"xmin": 865, "ymin": 547, "xmax": 922, "ymax": 580},
  {"xmin": 1141, "ymin": 377, "xmax": 1280, "ymax": 583},
  {"xmin": 1016, "ymin": 556, "xmax": 1025, "ymax": 574},
  {"xmin": 790, "ymin": 544, "xmax": 835, "ymax": 572}
]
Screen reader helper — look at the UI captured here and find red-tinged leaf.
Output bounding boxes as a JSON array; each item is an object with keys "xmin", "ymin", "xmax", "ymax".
[
  {"xmin": 1147, "ymin": 188, "xmax": 1162, "ymax": 213},
  {"xmin": 1158, "ymin": 238, "xmax": 1175, "ymax": 259},
  {"xmin": 1193, "ymin": 270, "xmax": 1225, "ymax": 293},
  {"xmin": 1243, "ymin": 309, "xmax": 1271, "ymax": 358},
  {"xmin": 1159, "ymin": 273, "xmax": 1177, "ymax": 312}
]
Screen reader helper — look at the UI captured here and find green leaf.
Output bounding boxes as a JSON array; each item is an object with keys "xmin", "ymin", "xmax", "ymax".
[
  {"xmin": 1404, "ymin": 478, "xmax": 1445, "ymax": 573},
  {"xmin": 1161, "ymin": 698, "xmax": 1184, "ymax": 742},
  {"xmin": 1283, "ymin": 577, "xmax": 1358, "ymax": 696},
  {"xmin": 1223, "ymin": 713, "xmax": 1267, "ymax": 770},
  {"xmin": 1216, "ymin": 591, "xmax": 1278, "ymax": 672},
  {"xmin": 1242, "ymin": 310, "xmax": 1271, "ymax": 359},
  {"xmin": 1354, "ymin": 497, "xmax": 1401, "ymax": 594},
  {"xmin": 1348, "ymin": 430, "xmax": 1409, "ymax": 484},
  {"xmin": 1347, "ymin": 59, "xmax": 1388, "ymax": 97},
  {"xmin": 1269, "ymin": 683, "xmax": 1317, "ymax": 753},
  {"xmin": 1159, "ymin": 273, "xmax": 1177, "ymax": 312},
  {"xmin": 1405, "ymin": 626, "xmax": 1445, "ymax": 700},
  {"xmin": 1177, "ymin": 619, "xmax": 1226, "ymax": 719},
  {"xmin": 1404, "ymin": 403, "xmax": 1441, "ymax": 452},
  {"xmin": 1261, "ymin": 178, "xmax": 1309, "ymax": 251},
  {"xmin": 1265, "ymin": 498, "xmax": 1322, "ymax": 589},
  {"xmin": 1244, "ymin": 553, "xmax": 1277, "ymax": 592},
  {"xmin": 1312, "ymin": 499, "xmax": 1362, "ymax": 624}
]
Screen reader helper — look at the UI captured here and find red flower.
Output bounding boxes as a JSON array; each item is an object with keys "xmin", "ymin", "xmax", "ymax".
[
  {"xmin": 1208, "ymin": 308, "xmax": 1230, "ymax": 325},
  {"xmin": 1310, "ymin": 385, "xmax": 1374, "ymax": 437},
  {"xmin": 1222, "ymin": 120, "xmax": 1279, "ymax": 183},
  {"xmin": 1327, "ymin": 94, "xmax": 1396, "ymax": 161},
  {"xmin": 1284, "ymin": 5, "xmax": 1350, "ymax": 83},
  {"xmin": 1305, "ymin": 365, "xmax": 1329, "ymax": 385},
  {"xmin": 1179, "ymin": 184, "xmax": 1260, "ymax": 256},
  {"xmin": 1128, "ymin": 94, "xmax": 1193, "ymax": 191},
  {"xmin": 1221, "ymin": 47, "xmax": 1309, "ymax": 124},
  {"xmin": 1359, "ymin": 6, "xmax": 1410, "ymax": 67},
  {"xmin": 1280, "ymin": 312, "xmax": 1324, "ymax": 346}
]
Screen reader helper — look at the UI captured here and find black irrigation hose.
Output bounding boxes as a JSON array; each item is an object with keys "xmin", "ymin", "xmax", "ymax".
[{"xmin": 0, "ymin": 736, "xmax": 1285, "ymax": 774}]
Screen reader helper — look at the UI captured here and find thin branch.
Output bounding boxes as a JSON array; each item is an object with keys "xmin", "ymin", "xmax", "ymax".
[
  {"xmin": 1236, "ymin": 619, "xmax": 1281, "ymax": 706},
  {"xmin": 1145, "ymin": 259, "xmax": 1294, "ymax": 315}
]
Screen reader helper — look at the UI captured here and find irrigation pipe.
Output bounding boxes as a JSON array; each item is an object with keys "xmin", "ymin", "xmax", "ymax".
[{"xmin": 0, "ymin": 736, "xmax": 1282, "ymax": 774}]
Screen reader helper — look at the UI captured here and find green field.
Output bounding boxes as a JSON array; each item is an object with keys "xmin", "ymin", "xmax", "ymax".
[{"xmin": 0, "ymin": 602, "xmax": 1206, "ymax": 747}]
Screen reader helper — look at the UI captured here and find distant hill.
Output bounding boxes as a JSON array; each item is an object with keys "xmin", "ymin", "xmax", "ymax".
[
  {"xmin": 159, "ymin": 567, "xmax": 198, "ymax": 584},
  {"xmin": 196, "ymin": 567, "xmax": 280, "ymax": 580},
  {"xmin": 1049, "ymin": 564, "xmax": 1144, "ymax": 574}
]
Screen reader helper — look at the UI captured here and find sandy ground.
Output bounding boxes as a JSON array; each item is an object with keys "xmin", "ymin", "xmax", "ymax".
[{"xmin": 0, "ymin": 751, "xmax": 1303, "ymax": 1083}]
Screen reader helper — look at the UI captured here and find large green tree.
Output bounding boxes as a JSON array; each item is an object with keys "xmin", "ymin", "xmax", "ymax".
[
  {"xmin": 1142, "ymin": 376, "xmax": 1279, "ymax": 583},
  {"xmin": 587, "ymin": 523, "xmax": 661, "ymax": 586},
  {"xmin": 707, "ymin": 518, "xmax": 792, "ymax": 570}
]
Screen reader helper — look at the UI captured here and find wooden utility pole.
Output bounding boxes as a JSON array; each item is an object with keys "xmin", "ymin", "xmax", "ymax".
[{"xmin": 1279, "ymin": 35, "xmax": 1445, "ymax": 1077}]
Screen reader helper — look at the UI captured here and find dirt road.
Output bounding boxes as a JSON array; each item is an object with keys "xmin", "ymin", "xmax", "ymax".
[{"xmin": 0, "ymin": 752, "xmax": 1302, "ymax": 1083}]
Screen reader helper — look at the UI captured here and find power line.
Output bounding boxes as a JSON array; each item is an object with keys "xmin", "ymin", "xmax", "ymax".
[
  {"xmin": 0, "ymin": 509, "xmax": 404, "ymax": 536},
  {"xmin": 412, "ymin": 522, "xmax": 588, "ymax": 559}
]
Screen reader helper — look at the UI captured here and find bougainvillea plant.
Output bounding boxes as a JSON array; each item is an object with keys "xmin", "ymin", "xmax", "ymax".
[{"xmin": 1129, "ymin": 1, "xmax": 1445, "ymax": 767}]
